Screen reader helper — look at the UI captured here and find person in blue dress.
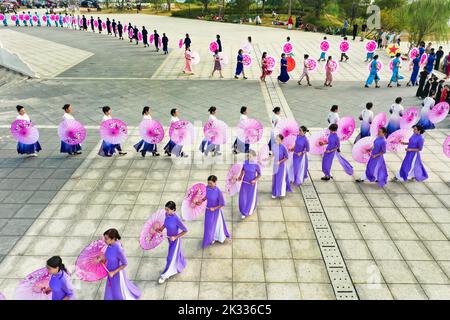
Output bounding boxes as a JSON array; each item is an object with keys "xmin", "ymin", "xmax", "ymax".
[
  {"xmin": 60, "ymin": 104, "xmax": 82, "ymax": 155},
  {"xmin": 406, "ymin": 55, "xmax": 421, "ymax": 86},
  {"xmin": 42, "ymin": 256, "xmax": 74, "ymax": 300},
  {"xmin": 318, "ymin": 36, "xmax": 327, "ymax": 61},
  {"xmin": 277, "ymin": 53, "xmax": 290, "ymax": 83},
  {"xmin": 134, "ymin": 106, "xmax": 160, "ymax": 157},
  {"xmin": 387, "ymin": 52, "xmax": 403, "ymax": 87},
  {"xmin": 15, "ymin": 105, "xmax": 42, "ymax": 157},
  {"xmin": 425, "ymin": 48, "xmax": 436, "ymax": 74},
  {"xmin": 234, "ymin": 49, "xmax": 247, "ymax": 79},
  {"xmin": 59, "ymin": 13, "xmax": 63, "ymax": 28},
  {"xmin": 46, "ymin": 12, "xmax": 51, "ymax": 27},
  {"xmin": 2, "ymin": 13, "xmax": 7, "ymax": 26},
  {"xmin": 35, "ymin": 12, "xmax": 41, "ymax": 27},
  {"xmin": 15, "ymin": 13, "xmax": 20, "ymax": 27},
  {"xmin": 28, "ymin": 11, "xmax": 33, "ymax": 27},
  {"xmin": 365, "ymin": 54, "xmax": 380, "ymax": 88}
]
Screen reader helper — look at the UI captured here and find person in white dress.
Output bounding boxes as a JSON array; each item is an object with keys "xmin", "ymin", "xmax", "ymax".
[
  {"xmin": 134, "ymin": 106, "xmax": 160, "ymax": 157},
  {"xmin": 60, "ymin": 104, "xmax": 82, "ymax": 155},
  {"xmin": 163, "ymin": 108, "xmax": 188, "ymax": 157},
  {"xmin": 268, "ymin": 107, "xmax": 281, "ymax": 155},
  {"xmin": 98, "ymin": 106, "xmax": 127, "ymax": 157},
  {"xmin": 386, "ymin": 97, "xmax": 404, "ymax": 136},
  {"xmin": 354, "ymin": 102, "xmax": 374, "ymax": 143},
  {"xmin": 233, "ymin": 106, "xmax": 250, "ymax": 154},
  {"xmin": 327, "ymin": 105, "xmax": 340, "ymax": 125},
  {"xmin": 199, "ymin": 106, "xmax": 222, "ymax": 157},
  {"xmin": 15, "ymin": 105, "xmax": 42, "ymax": 156}
]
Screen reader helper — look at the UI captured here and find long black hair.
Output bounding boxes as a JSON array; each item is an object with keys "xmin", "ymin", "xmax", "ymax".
[{"xmin": 47, "ymin": 256, "xmax": 68, "ymax": 274}]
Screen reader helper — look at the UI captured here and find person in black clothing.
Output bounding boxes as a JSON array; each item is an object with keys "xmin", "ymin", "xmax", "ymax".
[
  {"xmin": 416, "ymin": 69, "xmax": 428, "ymax": 98},
  {"xmin": 112, "ymin": 19, "xmax": 117, "ymax": 37},
  {"xmin": 117, "ymin": 21, "xmax": 123, "ymax": 39},
  {"xmin": 352, "ymin": 23, "xmax": 358, "ymax": 41},
  {"xmin": 142, "ymin": 26, "xmax": 148, "ymax": 47},
  {"xmin": 360, "ymin": 23, "xmax": 367, "ymax": 41},
  {"xmin": 435, "ymin": 46, "xmax": 444, "ymax": 71},
  {"xmin": 183, "ymin": 33, "xmax": 191, "ymax": 50},
  {"xmin": 133, "ymin": 26, "xmax": 139, "ymax": 45},
  {"xmin": 430, "ymin": 74, "xmax": 439, "ymax": 95},
  {"xmin": 90, "ymin": 16, "xmax": 95, "ymax": 32},
  {"xmin": 106, "ymin": 18, "xmax": 111, "ymax": 35},
  {"xmin": 128, "ymin": 23, "xmax": 133, "ymax": 42},
  {"xmin": 82, "ymin": 15, "xmax": 87, "ymax": 31},
  {"xmin": 216, "ymin": 34, "xmax": 222, "ymax": 52},
  {"xmin": 154, "ymin": 30, "xmax": 160, "ymax": 51},
  {"xmin": 97, "ymin": 17, "xmax": 102, "ymax": 33},
  {"xmin": 340, "ymin": 37, "xmax": 349, "ymax": 62},
  {"xmin": 162, "ymin": 33, "xmax": 169, "ymax": 54},
  {"xmin": 421, "ymin": 74, "xmax": 436, "ymax": 98},
  {"xmin": 436, "ymin": 79, "xmax": 445, "ymax": 100}
]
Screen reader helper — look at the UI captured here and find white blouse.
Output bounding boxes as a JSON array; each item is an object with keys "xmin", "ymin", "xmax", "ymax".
[
  {"xmin": 360, "ymin": 109, "xmax": 374, "ymax": 123},
  {"xmin": 389, "ymin": 103, "xmax": 404, "ymax": 120},
  {"xmin": 170, "ymin": 116, "xmax": 179, "ymax": 123},
  {"xmin": 327, "ymin": 112, "xmax": 340, "ymax": 124},
  {"xmin": 16, "ymin": 114, "xmax": 31, "ymax": 121},
  {"xmin": 63, "ymin": 113, "xmax": 75, "ymax": 120},
  {"xmin": 143, "ymin": 114, "xmax": 152, "ymax": 120},
  {"xmin": 271, "ymin": 114, "xmax": 280, "ymax": 128}
]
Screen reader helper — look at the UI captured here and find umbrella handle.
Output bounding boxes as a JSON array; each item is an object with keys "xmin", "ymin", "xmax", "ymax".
[{"xmin": 101, "ymin": 263, "xmax": 112, "ymax": 287}]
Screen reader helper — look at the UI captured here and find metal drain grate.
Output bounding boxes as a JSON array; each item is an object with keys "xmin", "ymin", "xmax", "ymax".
[{"xmin": 300, "ymin": 183, "xmax": 359, "ymax": 300}]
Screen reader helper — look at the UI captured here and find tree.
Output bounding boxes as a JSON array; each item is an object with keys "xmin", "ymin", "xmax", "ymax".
[
  {"xmin": 337, "ymin": 0, "xmax": 370, "ymax": 23},
  {"xmin": 374, "ymin": 0, "xmax": 406, "ymax": 10},
  {"xmin": 403, "ymin": 0, "xmax": 450, "ymax": 47},
  {"xmin": 301, "ymin": 0, "xmax": 330, "ymax": 19},
  {"xmin": 200, "ymin": 0, "xmax": 211, "ymax": 12}
]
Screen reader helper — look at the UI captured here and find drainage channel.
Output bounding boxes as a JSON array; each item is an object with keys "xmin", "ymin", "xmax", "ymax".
[{"xmin": 254, "ymin": 43, "xmax": 358, "ymax": 299}]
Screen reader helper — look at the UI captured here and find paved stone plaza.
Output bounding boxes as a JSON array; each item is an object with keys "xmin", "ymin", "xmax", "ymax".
[{"xmin": 0, "ymin": 14, "xmax": 449, "ymax": 300}]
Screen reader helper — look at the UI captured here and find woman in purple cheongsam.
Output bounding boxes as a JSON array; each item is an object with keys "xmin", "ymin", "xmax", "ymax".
[
  {"xmin": 356, "ymin": 127, "xmax": 388, "ymax": 187},
  {"xmin": 157, "ymin": 201, "xmax": 188, "ymax": 284},
  {"xmin": 272, "ymin": 134, "xmax": 292, "ymax": 198},
  {"xmin": 394, "ymin": 124, "xmax": 428, "ymax": 182},
  {"xmin": 198, "ymin": 175, "xmax": 231, "ymax": 248},
  {"xmin": 103, "ymin": 229, "xmax": 141, "ymax": 300},
  {"xmin": 291, "ymin": 126, "xmax": 310, "ymax": 186},
  {"xmin": 42, "ymin": 256, "xmax": 74, "ymax": 300},
  {"xmin": 238, "ymin": 150, "xmax": 262, "ymax": 219},
  {"xmin": 320, "ymin": 123, "xmax": 354, "ymax": 181}
]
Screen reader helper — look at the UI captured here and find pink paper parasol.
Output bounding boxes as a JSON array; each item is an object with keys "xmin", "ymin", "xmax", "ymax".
[
  {"xmin": 32, "ymin": 15, "xmax": 38, "ymax": 22},
  {"xmin": 14, "ymin": 267, "xmax": 51, "ymax": 300},
  {"xmin": 387, "ymin": 128, "xmax": 413, "ymax": 152},
  {"xmin": 409, "ymin": 47, "xmax": 419, "ymax": 60},
  {"xmin": 219, "ymin": 52, "xmax": 229, "ymax": 65},
  {"xmin": 365, "ymin": 40, "xmax": 377, "ymax": 53},
  {"xmin": 139, "ymin": 209, "xmax": 166, "ymax": 250},
  {"xmin": 283, "ymin": 134, "xmax": 297, "ymax": 150},
  {"xmin": 257, "ymin": 144, "xmax": 270, "ymax": 167},
  {"xmin": 309, "ymin": 130, "xmax": 329, "ymax": 155},
  {"xmin": 24, "ymin": 14, "xmax": 29, "ymax": 21},
  {"xmin": 443, "ymin": 136, "xmax": 450, "ymax": 158},
  {"xmin": 178, "ymin": 38, "xmax": 183, "ymax": 49},
  {"xmin": 10, "ymin": 120, "xmax": 39, "ymax": 144},
  {"xmin": 368, "ymin": 60, "xmax": 383, "ymax": 72},
  {"xmin": 275, "ymin": 119, "xmax": 299, "ymax": 138},
  {"xmin": 337, "ymin": 117, "xmax": 356, "ymax": 141},
  {"xmin": 209, "ymin": 41, "xmax": 219, "ymax": 53},
  {"xmin": 320, "ymin": 40, "xmax": 329, "ymax": 52},
  {"xmin": 123, "ymin": 25, "xmax": 127, "ymax": 33},
  {"xmin": 191, "ymin": 51, "xmax": 200, "ymax": 65},
  {"xmin": 58, "ymin": 120, "xmax": 87, "ymax": 145},
  {"xmin": 62, "ymin": 16, "xmax": 67, "ymax": 24},
  {"xmin": 286, "ymin": 56, "xmax": 296, "ymax": 72},
  {"xmin": 181, "ymin": 183, "xmax": 207, "ymax": 220},
  {"xmin": 139, "ymin": 119, "xmax": 165, "ymax": 144},
  {"xmin": 100, "ymin": 119, "xmax": 128, "ymax": 145},
  {"xmin": 93, "ymin": 20, "xmax": 98, "ymax": 28},
  {"xmin": 282, "ymin": 42, "xmax": 293, "ymax": 54},
  {"xmin": 11, "ymin": 15, "xmax": 17, "ymax": 22},
  {"xmin": 237, "ymin": 118, "xmax": 264, "ymax": 144},
  {"xmin": 305, "ymin": 58, "xmax": 318, "ymax": 72},
  {"xmin": 169, "ymin": 120, "xmax": 194, "ymax": 146},
  {"xmin": 75, "ymin": 239, "xmax": 108, "ymax": 282},
  {"xmin": 242, "ymin": 53, "xmax": 253, "ymax": 67},
  {"xmin": 18, "ymin": 14, "xmax": 24, "ymax": 21},
  {"xmin": 86, "ymin": 19, "xmax": 90, "ymax": 27},
  {"xmin": 324, "ymin": 60, "xmax": 339, "ymax": 73},
  {"xmin": 226, "ymin": 163, "xmax": 243, "ymax": 196},
  {"xmin": 138, "ymin": 31, "xmax": 143, "ymax": 41},
  {"xmin": 158, "ymin": 37, "xmax": 162, "ymax": 47},
  {"xmin": 266, "ymin": 55, "xmax": 276, "ymax": 71},
  {"xmin": 339, "ymin": 40, "xmax": 350, "ymax": 53},
  {"xmin": 129, "ymin": 28, "xmax": 134, "ymax": 38},
  {"xmin": 149, "ymin": 33, "xmax": 154, "ymax": 43},
  {"xmin": 203, "ymin": 119, "xmax": 228, "ymax": 145},
  {"xmin": 0, "ymin": 14, "xmax": 5, "ymax": 21},
  {"xmin": 102, "ymin": 22, "xmax": 106, "ymax": 29},
  {"xmin": 370, "ymin": 112, "xmax": 387, "ymax": 136},
  {"xmin": 429, "ymin": 102, "xmax": 449, "ymax": 124},
  {"xmin": 352, "ymin": 137, "xmax": 375, "ymax": 164},
  {"xmin": 419, "ymin": 53, "xmax": 427, "ymax": 66},
  {"xmin": 399, "ymin": 107, "xmax": 419, "ymax": 129}
]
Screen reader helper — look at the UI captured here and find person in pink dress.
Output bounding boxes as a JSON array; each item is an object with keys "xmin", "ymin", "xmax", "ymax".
[
  {"xmin": 324, "ymin": 56, "xmax": 334, "ymax": 87},
  {"xmin": 260, "ymin": 52, "xmax": 272, "ymax": 82},
  {"xmin": 183, "ymin": 47, "xmax": 194, "ymax": 75}
]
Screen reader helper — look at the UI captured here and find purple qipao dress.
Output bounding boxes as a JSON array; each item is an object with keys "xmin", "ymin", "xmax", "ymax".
[
  {"xmin": 104, "ymin": 242, "xmax": 141, "ymax": 300},
  {"xmin": 363, "ymin": 136, "xmax": 388, "ymax": 187},
  {"xmin": 396, "ymin": 133, "xmax": 428, "ymax": 182},
  {"xmin": 322, "ymin": 133, "xmax": 354, "ymax": 177},
  {"xmin": 272, "ymin": 143, "xmax": 292, "ymax": 197},
  {"xmin": 160, "ymin": 212, "xmax": 187, "ymax": 280},
  {"xmin": 292, "ymin": 135, "xmax": 310, "ymax": 186},
  {"xmin": 49, "ymin": 271, "xmax": 75, "ymax": 300},
  {"xmin": 239, "ymin": 160, "xmax": 261, "ymax": 216},
  {"xmin": 203, "ymin": 186, "xmax": 230, "ymax": 248}
]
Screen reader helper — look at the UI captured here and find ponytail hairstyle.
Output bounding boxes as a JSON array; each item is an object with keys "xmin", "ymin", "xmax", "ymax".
[
  {"xmin": 208, "ymin": 106, "xmax": 216, "ymax": 114},
  {"xmin": 47, "ymin": 256, "xmax": 68, "ymax": 274},
  {"xmin": 142, "ymin": 106, "xmax": 150, "ymax": 115},
  {"xmin": 330, "ymin": 105, "xmax": 339, "ymax": 112},
  {"xmin": 165, "ymin": 200, "xmax": 176, "ymax": 211},
  {"xmin": 103, "ymin": 228, "xmax": 121, "ymax": 241}
]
